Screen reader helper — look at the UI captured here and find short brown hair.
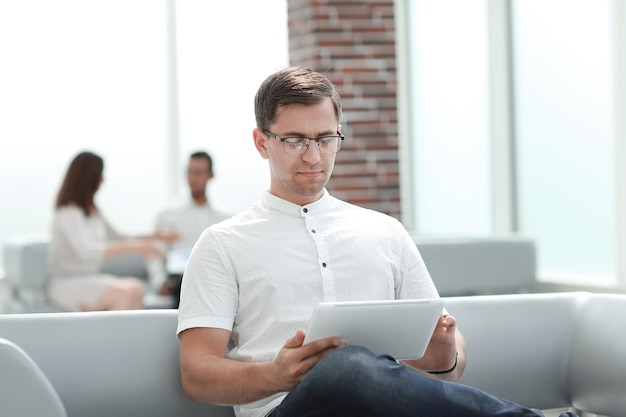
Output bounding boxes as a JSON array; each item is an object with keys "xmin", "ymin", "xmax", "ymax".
[{"xmin": 254, "ymin": 67, "xmax": 342, "ymax": 130}]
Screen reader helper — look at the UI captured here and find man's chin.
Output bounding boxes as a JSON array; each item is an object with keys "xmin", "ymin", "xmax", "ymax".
[{"xmin": 296, "ymin": 185, "xmax": 326, "ymax": 198}]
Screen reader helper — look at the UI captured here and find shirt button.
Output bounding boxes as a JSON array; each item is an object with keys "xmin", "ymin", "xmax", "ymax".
[
  {"xmin": 311, "ymin": 229, "xmax": 316, "ymax": 233},
  {"xmin": 322, "ymin": 262, "xmax": 327, "ymax": 268},
  {"xmin": 303, "ymin": 208, "xmax": 308, "ymax": 213}
]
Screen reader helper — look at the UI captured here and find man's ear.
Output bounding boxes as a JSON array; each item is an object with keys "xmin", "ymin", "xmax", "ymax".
[{"xmin": 253, "ymin": 128, "xmax": 269, "ymax": 159}]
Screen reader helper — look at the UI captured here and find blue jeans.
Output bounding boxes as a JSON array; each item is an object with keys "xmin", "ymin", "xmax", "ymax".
[{"xmin": 269, "ymin": 346, "xmax": 578, "ymax": 417}]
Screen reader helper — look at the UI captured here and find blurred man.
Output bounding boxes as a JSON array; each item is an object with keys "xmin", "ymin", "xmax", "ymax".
[{"xmin": 153, "ymin": 151, "xmax": 232, "ymax": 306}]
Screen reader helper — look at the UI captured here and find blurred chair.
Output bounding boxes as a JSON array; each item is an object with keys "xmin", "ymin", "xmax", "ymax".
[{"xmin": 3, "ymin": 237, "xmax": 58, "ymax": 313}]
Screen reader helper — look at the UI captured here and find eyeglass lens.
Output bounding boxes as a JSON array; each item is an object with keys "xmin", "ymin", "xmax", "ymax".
[{"xmin": 284, "ymin": 137, "xmax": 341, "ymax": 155}]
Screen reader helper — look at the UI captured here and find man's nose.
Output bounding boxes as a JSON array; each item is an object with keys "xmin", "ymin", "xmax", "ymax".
[{"xmin": 301, "ymin": 140, "xmax": 322, "ymax": 162}]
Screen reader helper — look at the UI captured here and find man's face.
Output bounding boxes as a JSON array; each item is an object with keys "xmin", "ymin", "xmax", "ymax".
[
  {"xmin": 253, "ymin": 97, "xmax": 340, "ymax": 205},
  {"xmin": 187, "ymin": 157, "xmax": 212, "ymax": 198}
]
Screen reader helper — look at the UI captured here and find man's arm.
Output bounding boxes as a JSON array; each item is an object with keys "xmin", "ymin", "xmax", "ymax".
[{"xmin": 179, "ymin": 327, "xmax": 342, "ymax": 405}]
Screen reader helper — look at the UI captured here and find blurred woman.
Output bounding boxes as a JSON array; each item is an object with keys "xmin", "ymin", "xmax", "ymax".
[{"xmin": 46, "ymin": 151, "xmax": 174, "ymax": 311}]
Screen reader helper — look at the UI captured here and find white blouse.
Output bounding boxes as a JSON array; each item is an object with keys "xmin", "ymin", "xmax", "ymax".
[{"xmin": 46, "ymin": 205, "xmax": 125, "ymax": 278}]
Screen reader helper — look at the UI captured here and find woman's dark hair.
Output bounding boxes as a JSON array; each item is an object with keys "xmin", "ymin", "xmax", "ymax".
[
  {"xmin": 55, "ymin": 151, "xmax": 104, "ymax": 216},
  {"xmin": 254, "ymin": 66, "xmax": 342, "ymax": 130}
]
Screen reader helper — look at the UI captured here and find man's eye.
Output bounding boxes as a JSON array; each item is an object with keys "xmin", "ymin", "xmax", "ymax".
[{"xmin": 285, "ymin": 139, "xmax": 306, "ymax": 146}]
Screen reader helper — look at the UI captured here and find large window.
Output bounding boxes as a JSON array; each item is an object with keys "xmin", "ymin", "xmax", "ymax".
[
  {"xmin": 404, "ymin": 0, "xmax": 491, "ymax": 236},
  {"xmin": 0, "ymin": 0, "xmax": 287, "ymax": 269},
  {"xmin": 400, "ymin": 0, "xmax": 621, "ymax": 287},
  {"xmin": 512, "ymin": 0, "xmax": 614, "ymax": 283}
]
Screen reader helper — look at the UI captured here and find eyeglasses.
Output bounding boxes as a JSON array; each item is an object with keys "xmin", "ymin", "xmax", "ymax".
[{"xmin": 262, "ymin": 129, "xmax": 345, "ymax": 155}]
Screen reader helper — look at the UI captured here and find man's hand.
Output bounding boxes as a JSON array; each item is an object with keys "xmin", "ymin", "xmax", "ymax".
[
  {"xmin": 403, "ymin": 315, "xmax": 464, "ymax": 380},
  {"xmin": 158, "ymin": 281, "xmax": 173, "ymax": 295},
  {"xmin": 423, "ymin": 314, "xmax": 458, "ymax": 369},
  {"xmin": 267, "ymin": 330, "xmax": 343, "ymax": 392},
  {"xmin": 154, "ymin": 229, "xmax": 181, "ymax": 243}
]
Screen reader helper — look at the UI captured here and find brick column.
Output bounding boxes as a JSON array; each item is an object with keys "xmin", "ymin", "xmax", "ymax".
[{"xmin": 287, "ymin": 0, "xmax": 400, "ymax": 218}]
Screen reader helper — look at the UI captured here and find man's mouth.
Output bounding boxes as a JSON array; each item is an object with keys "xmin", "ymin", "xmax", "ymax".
[{"xmin": 299, "ymin": 170, "xmax": 323, "ymax": 179}]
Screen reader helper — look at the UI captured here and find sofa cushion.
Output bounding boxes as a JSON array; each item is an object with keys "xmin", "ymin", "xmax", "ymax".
[{"xmin": 444, "ymin": 292, "xmax": 576, "ymax": 410}]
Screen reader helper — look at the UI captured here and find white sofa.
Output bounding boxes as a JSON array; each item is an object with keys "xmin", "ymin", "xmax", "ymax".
[{"xmin": 1, "ymin": 292, "xmax": 625, "ymax": 417}]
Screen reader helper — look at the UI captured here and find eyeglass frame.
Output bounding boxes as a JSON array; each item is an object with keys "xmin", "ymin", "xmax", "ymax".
[{"xmin": 261, "ymin": 129, "xmax": 345, "ymax": 155}]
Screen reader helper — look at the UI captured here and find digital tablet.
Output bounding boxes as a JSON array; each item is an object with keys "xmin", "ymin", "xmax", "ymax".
[
  {"xmin": 165, "ymin": 248, "xmax": 192, "ymax": 275},
  {"xmin": 302, "ymin": 298, "xmax": 444, "ymax": 360}
]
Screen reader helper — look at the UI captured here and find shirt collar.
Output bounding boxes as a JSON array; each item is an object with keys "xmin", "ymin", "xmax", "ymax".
[{"xmin": 261, "ymin": 189, "xmax": 332, "ymax": 216}]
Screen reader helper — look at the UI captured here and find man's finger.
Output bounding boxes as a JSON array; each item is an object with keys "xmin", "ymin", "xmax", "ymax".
[{"xmin": 283, "ymin": 329, "xmax": 307, "ymax": 349}]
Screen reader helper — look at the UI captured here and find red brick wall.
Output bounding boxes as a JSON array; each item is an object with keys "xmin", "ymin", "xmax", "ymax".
[{"xmin": 286, "ymin": 0, "xmax": 401, "ymax": 218}]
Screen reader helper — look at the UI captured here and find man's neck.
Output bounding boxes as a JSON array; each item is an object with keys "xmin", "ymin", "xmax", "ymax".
[
  {"xmin": 192, "ymin": 194, "xmax": 208, "ymax": 206},
  {"xmin": 191, "ymin": 194, "xmax": 209, "ymax": 206}
]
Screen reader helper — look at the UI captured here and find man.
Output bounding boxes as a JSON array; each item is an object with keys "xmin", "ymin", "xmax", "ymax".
[
  {"xmin": 177, "ymin": 67, "xmax": 577, "ymax": 417},
  {"xmin": 154, "ymin": 151, "xmax": 232, "ymax": 306}
]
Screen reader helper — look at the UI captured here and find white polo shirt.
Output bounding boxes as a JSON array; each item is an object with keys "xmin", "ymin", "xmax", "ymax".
[
  {"xmin": 156, "ymin": 198, "xmax": 233, "ymax": 250},
  {"xmin": 177, "ymin": 190, "xmax": 439, "ymax": 417}
]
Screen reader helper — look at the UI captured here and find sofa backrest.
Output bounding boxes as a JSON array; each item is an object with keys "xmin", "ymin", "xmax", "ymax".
[
  {"xmin": 3, "ymin": 238, "xmax": 48, "ymax": 290},
  {"xmin": 415, "ymin": 237, "xmax": 537, "ymax": 296},
  {"xmin": 0, "ymin": 309, "xmax": 234, "ymax": 417},
  {"xmin": 6, "ymin": 236, "xmax": 537, "ymax": 299}
]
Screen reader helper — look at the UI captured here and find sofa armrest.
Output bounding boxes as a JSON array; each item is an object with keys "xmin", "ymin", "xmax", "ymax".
[
  {"xmin": 0, "ymin": 337, "xmax": 67, "ymax": 417},
  {"xmin": 568, "ymin": 293, "xmax": 626, "ymax": 416}
]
